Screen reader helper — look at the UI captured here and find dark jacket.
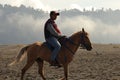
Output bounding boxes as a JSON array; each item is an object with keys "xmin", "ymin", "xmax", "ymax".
[{"xmin": 44, "ymin": 19, "xmax": 62, "ymax": 40}]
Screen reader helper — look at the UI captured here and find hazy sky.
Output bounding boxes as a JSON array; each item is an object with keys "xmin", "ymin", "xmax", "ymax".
[
  {"xmin": 0, "ymin": 0, "xmax": 120, "ymax": 44},
  {"xmin": 0, "ymin": 0, "xmax": 120, "ymax": 11}
]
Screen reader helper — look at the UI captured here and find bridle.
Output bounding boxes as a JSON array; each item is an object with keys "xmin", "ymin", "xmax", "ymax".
[
  {"xmin": 79, "ymin": 33, "xmax": 87, "ymax": 49},
  {"xmin": 63, "ymin": 33, "xmax": 86, "ymax": 55},
  {"xmin": 69, "ymin": 33, "xmax": 87, "ymax": 48}
]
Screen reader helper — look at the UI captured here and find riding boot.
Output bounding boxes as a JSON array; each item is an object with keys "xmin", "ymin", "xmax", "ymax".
[{"xmin": 50, "ymin": 59, "xmax": 62, "ymax": 67}]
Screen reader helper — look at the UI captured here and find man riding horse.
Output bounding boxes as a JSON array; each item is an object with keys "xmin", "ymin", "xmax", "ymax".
[{"xmin": 44, "ymin": 11, "xmax": 65, "ymax": 66}]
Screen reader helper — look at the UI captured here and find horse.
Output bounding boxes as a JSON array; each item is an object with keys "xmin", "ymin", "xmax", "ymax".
[{"xmin": 9, "ymin": 28, "xmax": 92, "ymax": 80}]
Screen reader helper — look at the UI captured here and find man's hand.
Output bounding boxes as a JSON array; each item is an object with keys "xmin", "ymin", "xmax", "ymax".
[{"xmin": 61, "ymin": 35, "xmax": 66, "ymax": 38}]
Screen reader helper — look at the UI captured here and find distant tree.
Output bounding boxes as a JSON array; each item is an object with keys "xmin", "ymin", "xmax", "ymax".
[
  {"xmin": 83, "ymin": 8, "xmax": 86, "ymax": 12},
  {"xmin": 92, "ymin": 7, "xmax": 94, "ymax": 12}
]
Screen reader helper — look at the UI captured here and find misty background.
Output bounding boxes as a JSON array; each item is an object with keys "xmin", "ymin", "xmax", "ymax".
[{"xmin": 0, "ymin": 4, "xmax": 120, "ymax": 44}]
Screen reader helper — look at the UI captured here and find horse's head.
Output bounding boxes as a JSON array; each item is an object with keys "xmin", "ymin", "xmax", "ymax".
[{"xmin": 79, "ymin": 28, "xmax": 92, "ymax": 51}]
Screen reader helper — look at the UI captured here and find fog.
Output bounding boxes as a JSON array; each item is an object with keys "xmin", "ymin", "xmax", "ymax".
[
  {"xmin": 0, "ymin": 5, "xmax": 120, "ymax": 44},
  {"xmin": 58, "ymin": 15, "xmax": 120, "ymax": 44}
]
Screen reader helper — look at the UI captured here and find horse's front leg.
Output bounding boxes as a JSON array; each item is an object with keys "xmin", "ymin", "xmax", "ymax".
[{"xmin": 60, "ymin": 64, "xmax": 68, "ymax": 80}]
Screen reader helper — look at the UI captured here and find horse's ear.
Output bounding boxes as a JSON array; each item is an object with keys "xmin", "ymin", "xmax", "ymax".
[{"xmin": 82, "ymin": 28, "xmax": 85, "ymax": 33}]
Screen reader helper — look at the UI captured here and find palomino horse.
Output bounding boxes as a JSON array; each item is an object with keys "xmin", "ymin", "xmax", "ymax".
[{"xmin": 9, "ymin": 28, "xmax": 92, "ymax": 80}]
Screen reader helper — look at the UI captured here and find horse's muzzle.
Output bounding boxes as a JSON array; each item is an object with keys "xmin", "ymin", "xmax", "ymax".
[{"xmin": 85, "ymin": 44, "xmax": 92, "ymax": 51}]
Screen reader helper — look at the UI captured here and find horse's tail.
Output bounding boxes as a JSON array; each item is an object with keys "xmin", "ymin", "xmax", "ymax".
[{"xmin": 8, "ymin": 45, "xmax": 30, "ymax": 66}]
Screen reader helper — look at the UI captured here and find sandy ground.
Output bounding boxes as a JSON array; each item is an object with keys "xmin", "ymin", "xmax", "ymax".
[{"xmin": 0, "ymin": 44, "xmax": 120, "ymax": 80}]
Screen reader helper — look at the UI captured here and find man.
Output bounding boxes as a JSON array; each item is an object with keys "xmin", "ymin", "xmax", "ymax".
[{"xmin": 44, "ymin": 11, "xmax": 64, "ymax": 66}]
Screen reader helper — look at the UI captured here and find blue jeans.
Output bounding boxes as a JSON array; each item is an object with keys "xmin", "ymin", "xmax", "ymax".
[{"xmin": 46, "ymin": 37, "xmax": 61, "ymax": 61}]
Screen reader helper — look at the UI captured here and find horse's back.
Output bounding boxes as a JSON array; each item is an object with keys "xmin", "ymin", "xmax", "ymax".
[
  {"xmin": 31, "ymin": 41, "xmax": 52, "ymax": 61},
  {"xmin": 32, "ymin": 41, "xmax": 51, "ymax": 53},
  {"xmin": 34, "ymin": 41, "xmax": 42, "ymax": 45}
]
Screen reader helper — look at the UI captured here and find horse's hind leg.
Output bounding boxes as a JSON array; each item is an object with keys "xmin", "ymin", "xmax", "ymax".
[
  {"xmin": 21, "ymin": 61, "xmax": 34, "ymax": 80},
  {"xmin": 21, "ymin": 58, "xmax": 35, "ymax": 80},
  {"xmin": 36, "ymin": 58, "xmax": 46, "ymax": 80}
]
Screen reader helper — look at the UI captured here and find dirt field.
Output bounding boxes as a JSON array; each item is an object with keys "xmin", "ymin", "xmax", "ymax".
[{"xmin": 0, "ymin": 44, "xmax": 120, "ymax": 80}]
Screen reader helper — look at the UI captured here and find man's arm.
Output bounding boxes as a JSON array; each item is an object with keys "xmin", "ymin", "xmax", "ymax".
[{"xmin": 47, "ymin": 23, "xmax": 62, "ymax": 38}]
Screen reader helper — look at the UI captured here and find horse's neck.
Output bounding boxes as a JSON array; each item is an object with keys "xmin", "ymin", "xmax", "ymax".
[{"xmin": 68, "ymin": 34, "xmax": 80, "ymax": 55}]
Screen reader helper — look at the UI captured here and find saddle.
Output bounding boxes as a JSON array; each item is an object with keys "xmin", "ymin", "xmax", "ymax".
[{"xmin": 44, "ymin": 36, "xmax": 67, "ymax": 51}]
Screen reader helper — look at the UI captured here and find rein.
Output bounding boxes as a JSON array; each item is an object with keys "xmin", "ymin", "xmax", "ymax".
[
  {"xmin": 62, "ymin": 37, "xmax": 81, "ymax": 55},
  {"xmin": 68, "ymin": 38, "xmax": 80, "ymax": 46}
]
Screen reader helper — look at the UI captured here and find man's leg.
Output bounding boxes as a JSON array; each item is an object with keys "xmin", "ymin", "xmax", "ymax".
[{"xmin": 47, "ymin": 37, "xmax": 61, "ymax": 62}]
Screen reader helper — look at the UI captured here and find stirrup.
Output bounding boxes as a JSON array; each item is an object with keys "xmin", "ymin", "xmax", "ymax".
[{"xmin": 50, "ymin": 60, "xmax": 62, "ymax": 67}]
